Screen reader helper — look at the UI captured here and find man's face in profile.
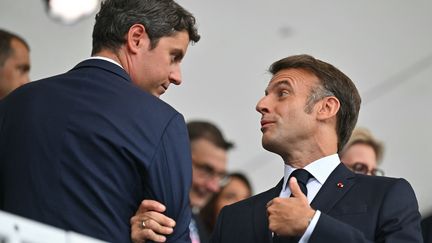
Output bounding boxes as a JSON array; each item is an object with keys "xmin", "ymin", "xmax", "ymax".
[{"xmin": 129, "ymin": 30, "xmax": 189, "ymax": 97}]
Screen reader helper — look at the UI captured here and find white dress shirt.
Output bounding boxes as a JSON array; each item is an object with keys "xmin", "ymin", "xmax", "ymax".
[
  {"xmin": 278, "ymin": 154, "xmax": 340, "ymax": 243},
  {"xmin": 87, "ymin": 56, "xmax": 124, "ymax": 69}
]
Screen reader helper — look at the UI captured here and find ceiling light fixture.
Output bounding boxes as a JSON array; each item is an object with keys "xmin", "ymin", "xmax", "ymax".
[{"xmin": 44, "ymin": 0, "xmax": 100, "ymax": 25}]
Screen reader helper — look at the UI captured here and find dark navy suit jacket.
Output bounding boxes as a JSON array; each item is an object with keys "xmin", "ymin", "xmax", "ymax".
[
  {"xmin": 210, "ymin": 163, "xmax": 423, "ymax": 243},
  {"xmin": 0, "ymin": 59, "xmax": 192, "ymax": 243}
]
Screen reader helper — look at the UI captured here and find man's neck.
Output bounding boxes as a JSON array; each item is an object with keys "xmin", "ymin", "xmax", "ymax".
[
  {"xmin": 281, "ymin": 143, "xmax": 338, "ymax": 168},
  {"xmin": 93, "ymin": 49, "xmax": 129, "ymax": 71}
]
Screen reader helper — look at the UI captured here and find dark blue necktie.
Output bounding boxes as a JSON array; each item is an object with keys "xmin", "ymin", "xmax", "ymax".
[
  {"xmin": 273, "ymin": 169, "xmax": 312, "ymax": 243},
  {"xmin": 289, "ymin": 169, "xmax": 311, "ymax": 197}
]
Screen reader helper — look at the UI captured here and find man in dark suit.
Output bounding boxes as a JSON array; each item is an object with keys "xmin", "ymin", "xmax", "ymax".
[
  {"xmin": 0, "ymin": 0, "xmax": 200, "ymax": 242},
  {"xmin": 210, "ymin": 54, "xmax": 423, "ymax": 242}
]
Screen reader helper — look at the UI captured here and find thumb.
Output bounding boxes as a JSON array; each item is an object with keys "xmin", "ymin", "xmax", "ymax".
[{"xmin": 289, "ymin": 177, "xmax": 307, "ymax": 200}]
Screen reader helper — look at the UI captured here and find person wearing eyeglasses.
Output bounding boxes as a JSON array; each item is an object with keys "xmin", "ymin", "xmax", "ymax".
[
  {"xmin": 340, "ymin": 127, "xmax": 385, "ymax": 176},
  {"xmin": 131, "ymin": 120, "xmax": 233, "ymax": 243}
]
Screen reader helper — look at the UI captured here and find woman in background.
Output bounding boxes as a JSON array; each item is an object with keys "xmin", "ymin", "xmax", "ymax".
[{"xmin": 200, "ymin": 172, "xmax": 253, "ymax": 235}]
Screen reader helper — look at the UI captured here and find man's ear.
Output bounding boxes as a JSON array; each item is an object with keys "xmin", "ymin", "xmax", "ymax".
[
  {"xmin": 126, "ymin": 24, "xmax": 149, "ymax": 54},
  {"xmin": 316, "ymin": 96, "xmax": 340, "ymax": 121}
]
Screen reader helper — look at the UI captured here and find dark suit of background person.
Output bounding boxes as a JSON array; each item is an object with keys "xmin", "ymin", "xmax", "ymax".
[
  {"xmin": 192, "ymin": 213, "xmax": 210, "ymax": 243},
  {"xmin": 210, "ymin": 54, "xmax": 422, "ymax": 243},
  {"xmin": 0, "ymin": 0, "xmax": 200, "ymax": 242},
  {"xmin": 422, "ymin": 214, "xmax": 432, "ymax": 243}
]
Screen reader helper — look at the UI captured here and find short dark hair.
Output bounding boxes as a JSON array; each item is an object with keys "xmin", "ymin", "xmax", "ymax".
[
  {"xmin": 187, "ymin": 120, "xmax": 234, "ymax": 151},
  {"xmin": 91, "ymin": 0, "xmax": 200, "ymax": 55},
  {"xmin": 269, "ymin": 54, "xmax": 361, "ymax": 151},
  {"xmin": 0, "ymin": 29, "xmax": 30, "ymax": 67}
]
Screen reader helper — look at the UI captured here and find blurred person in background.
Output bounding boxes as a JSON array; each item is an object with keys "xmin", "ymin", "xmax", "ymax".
[
  {"xmin": 340, "ymin": 127, "xmax": 385, "ymax": 176},
  {"xmin": 0, "ymin": 29, "xmax": 30, "ymax": 100},
  {"xmin": 199, "ymin": 172, "xmax": 253, "ymax": 235}
]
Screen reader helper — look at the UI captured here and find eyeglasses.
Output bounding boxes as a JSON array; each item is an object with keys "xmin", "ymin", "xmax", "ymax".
[
  {"xmin": 193, "ymin": 162, "xmax": 229, "ymax": 186},
  {"xmin": 351, "ymin": 162, "xmax": 384, "ymax": 176}
]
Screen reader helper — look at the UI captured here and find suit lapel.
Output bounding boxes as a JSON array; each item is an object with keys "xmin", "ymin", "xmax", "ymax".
[
  {"xmin": 310, "ymin": 163, "xmax": 356, "ymax": 213},
  {"xmin": 253, "ymin": 178, "xmax": 284, "ymax": 243}
]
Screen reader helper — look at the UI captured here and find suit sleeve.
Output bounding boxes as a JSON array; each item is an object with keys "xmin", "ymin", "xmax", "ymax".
[
  {"xmin": 147, "ymin": 113, "xmax": 192, "ymax": 243},
  {"xmin": 309, "ymin": 178, "xmax": 423, "ymax": 243}
]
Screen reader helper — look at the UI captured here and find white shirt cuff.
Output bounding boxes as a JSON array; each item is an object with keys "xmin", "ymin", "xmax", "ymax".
[{"xmin": 298, "ymin": 210, "xmax": 321, "ymax": 243}]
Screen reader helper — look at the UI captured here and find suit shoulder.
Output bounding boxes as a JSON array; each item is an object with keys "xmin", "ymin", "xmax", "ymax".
[
  {"xmin": 139, "ymin": 93, "xmax": 180, "ymax": 116},
  {"xmin": 354, "ymin": 174, "xmax": 416, "ymax": 197},
  {"xmin": 355, "ymin": 174, "xmax": 411, "ymax": 186},
  {"xmin": 134, "ymin": 93, "xmax": 184, "ymax": 130}
]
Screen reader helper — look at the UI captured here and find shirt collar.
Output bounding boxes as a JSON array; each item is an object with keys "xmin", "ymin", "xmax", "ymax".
[
  {"xmin": 87, "ymin": 56, "xmax": 124, "ymax": 69},
  {"xmin": 283, "ymin": 154, "xmax": 340, "ymax": 189}
]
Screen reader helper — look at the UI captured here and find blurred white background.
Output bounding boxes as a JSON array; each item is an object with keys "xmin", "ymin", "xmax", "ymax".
[{"xmin": 1, "ymin": 0, "xmax": 431, "ymax": 215}]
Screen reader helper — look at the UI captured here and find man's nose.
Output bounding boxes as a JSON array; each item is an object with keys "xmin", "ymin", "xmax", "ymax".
[
  {"xmin": 256, "ymin": 96, "xmax": 269, "ymax": 114},
  {"xmin": 169, "ymin": 65, "xmax": 182, "ymax": 85},
  {"xmin": 206, "ymin": 177, "xmax": 221, "ymax": 193}
]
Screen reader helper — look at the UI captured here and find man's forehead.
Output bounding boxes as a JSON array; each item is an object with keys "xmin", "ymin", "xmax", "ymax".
[
  {"xmin": 271, "ymin": 69, "xmax": 295, "ymax": 79},
  {"xmin": 11, "ymin": 38, "xmax": 29, "ymax": 52},
  {"xmin": 267, "ymin": 68, "xmax": 319, "ymax": 88},
  {"xmin": 265, "ymin": 79, "xmax": 291, "ymax": 92}
]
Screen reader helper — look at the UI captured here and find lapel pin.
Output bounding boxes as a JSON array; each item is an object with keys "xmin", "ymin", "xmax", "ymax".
[{"xmin": 337, "ymin": 182, "xmax": 344, "ymax": 188}]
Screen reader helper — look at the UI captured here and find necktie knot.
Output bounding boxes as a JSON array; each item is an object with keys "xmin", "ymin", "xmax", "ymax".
[{"xmin": 288, "ymin": 169, "xmax": 312, "ymax": 196}]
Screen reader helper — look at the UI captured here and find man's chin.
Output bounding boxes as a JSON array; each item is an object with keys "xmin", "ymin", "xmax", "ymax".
[
  {"xmin": 262, "ymin": 139, "xmax": 278, "ymax": 153},
  {"xmin": 190, "ymin": 196, "xmax": 211, "ymax": 209},
  {"xmin": 152, "ymin": 91, "xmax": 162, "ymax": 97}
]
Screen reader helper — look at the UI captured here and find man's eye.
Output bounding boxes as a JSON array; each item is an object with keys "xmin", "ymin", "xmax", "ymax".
[
  {"xmin": 171, "ymin": 55, "xmax": 182, "ymax": 63},
  {"xmin": 279, "ymin": 90, "xmax": 289, "ymax": 97},
  {"xmin": 202, "ymin": 165, "xmax": 214, "ymax": 174}
]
